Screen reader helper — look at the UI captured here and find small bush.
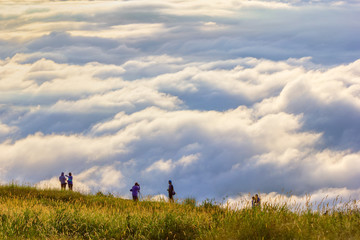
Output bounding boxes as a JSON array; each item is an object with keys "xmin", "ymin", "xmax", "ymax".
[{"xmin": 183, "ymin": 197, "xmax": 196, "ymax": 207}]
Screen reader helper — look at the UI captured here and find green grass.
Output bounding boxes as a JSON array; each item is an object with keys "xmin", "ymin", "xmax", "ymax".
[{"xmin": 0, "ymin": 184, "xmax": 359, "ymax": 239}]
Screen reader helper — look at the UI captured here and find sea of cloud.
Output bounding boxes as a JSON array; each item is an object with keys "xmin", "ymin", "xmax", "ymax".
[{"xmin": 0, "ymin": 0, "xmax": 359, "ymax": 204}]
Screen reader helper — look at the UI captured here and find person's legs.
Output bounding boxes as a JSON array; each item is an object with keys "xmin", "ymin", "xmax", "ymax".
[{"xmin": 68, "ymin": 184, "xmax": 73, "ymax": 191}]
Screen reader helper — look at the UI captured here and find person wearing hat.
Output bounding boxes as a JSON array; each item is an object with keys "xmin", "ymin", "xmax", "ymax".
[{"xmin": 167, "ymin": 180, "xmax": 176, "ymax": 202}]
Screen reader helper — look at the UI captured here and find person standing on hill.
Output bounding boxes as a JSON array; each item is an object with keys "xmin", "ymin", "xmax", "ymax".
[
  {"xmin": 130, "ymin": 182, "xmax": 140, "ymax": 201},
  {"xmin": 66, "ymin": 172, "xmax": 73, "ymax": 191},
  {"xmin": 59, "ymin": 172, "xmax": 67, "ymax": 190},
  {"xmin": 253, "ymin": 194, "xmax": 261, "ymax": 207},
  {"xmin": 167, "ymin": 180, "xmax": 176, "ymax": 203}
]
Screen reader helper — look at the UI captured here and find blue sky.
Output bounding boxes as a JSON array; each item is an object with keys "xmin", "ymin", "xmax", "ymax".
[{"xmin": 0, "ymin": 0, "xmax": 360, "ymax": 203}]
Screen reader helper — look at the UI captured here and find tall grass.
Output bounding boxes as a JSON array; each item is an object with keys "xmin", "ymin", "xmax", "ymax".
[{"xmin": 0, "ymin": 184, "xmax": 359, "ymax": 239}]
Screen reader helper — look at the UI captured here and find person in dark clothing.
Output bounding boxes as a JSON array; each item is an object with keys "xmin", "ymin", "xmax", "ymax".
[
  {"xmin": 167, "ymin": 180, "xmax": 175, "ymax": 202},
  {"xmin": 252, "ymin": 194, "xmax": 261, "ymax": 208},
  {"xmin": 130, "ymin": 182, "xmax": 140, "ymax": 201},
  {"xmin": 66, "ymin": 172, "xmax": 73, "ymax": 191},
  {"xmin": 59, "ymin": 172, "xmax": 67, "ymax": 190}
]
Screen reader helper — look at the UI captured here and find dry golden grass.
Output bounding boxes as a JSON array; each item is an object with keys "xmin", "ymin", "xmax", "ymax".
[{"xmin": 0, "ymin": 184, "xmax": 359, "ymax": 239}]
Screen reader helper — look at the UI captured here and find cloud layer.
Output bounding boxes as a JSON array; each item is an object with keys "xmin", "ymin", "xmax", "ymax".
[{"xmin": 0, "ymin": 0, "xmax": 359, "ymax": 202}]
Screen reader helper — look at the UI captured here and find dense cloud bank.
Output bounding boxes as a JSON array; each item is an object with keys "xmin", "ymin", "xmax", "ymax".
[{"xmin": 0, "ymin": 0, "xmax": 359, "ymax": 202}]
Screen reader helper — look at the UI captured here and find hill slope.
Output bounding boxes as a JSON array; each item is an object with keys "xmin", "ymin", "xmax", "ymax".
[{"xmin": 0, "ymin": 185, "xmax": 359, "ymax": 239}]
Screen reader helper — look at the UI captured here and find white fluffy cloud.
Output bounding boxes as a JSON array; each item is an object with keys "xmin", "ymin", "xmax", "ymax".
[{"xmin": 0, "ymin": 0, "xmax": 359, "ymax": 202}]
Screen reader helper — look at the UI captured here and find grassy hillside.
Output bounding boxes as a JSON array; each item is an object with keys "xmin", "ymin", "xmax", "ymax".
[{"xmin": 0, "ymin": 185, "xmax": 359, "ymax": 239}]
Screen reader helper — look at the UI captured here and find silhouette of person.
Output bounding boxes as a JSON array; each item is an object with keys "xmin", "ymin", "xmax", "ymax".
[
  {"xmin": 59, "ymin": 172, "xmax": 67, "ymax": 190},
  {"xmin": 167, "ymin": 180, "xmax": 175, "ymax": 202},
  {"xmin": 130, "ymin": 182, "xmax": 140, "ymax": 201},
  {"xmin": 66, "ymin": 172, "xmax": 73, "ymax": 191}
]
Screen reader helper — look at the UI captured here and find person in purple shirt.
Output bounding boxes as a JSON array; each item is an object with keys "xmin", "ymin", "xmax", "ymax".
[
  {"xmin": 130, "ymin": 182, "xmax": 140, "ymax": 201},
  {"xmin": 59, "ymin": 172, "xmax": 67, "ymax": 190},
  {"xmin": 252, "ymin": 194, "xmax": 261, "ymax": 208},
  {"xmin": 66, "ymin": 172, "xmax": 73, "ymax": 191}
]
